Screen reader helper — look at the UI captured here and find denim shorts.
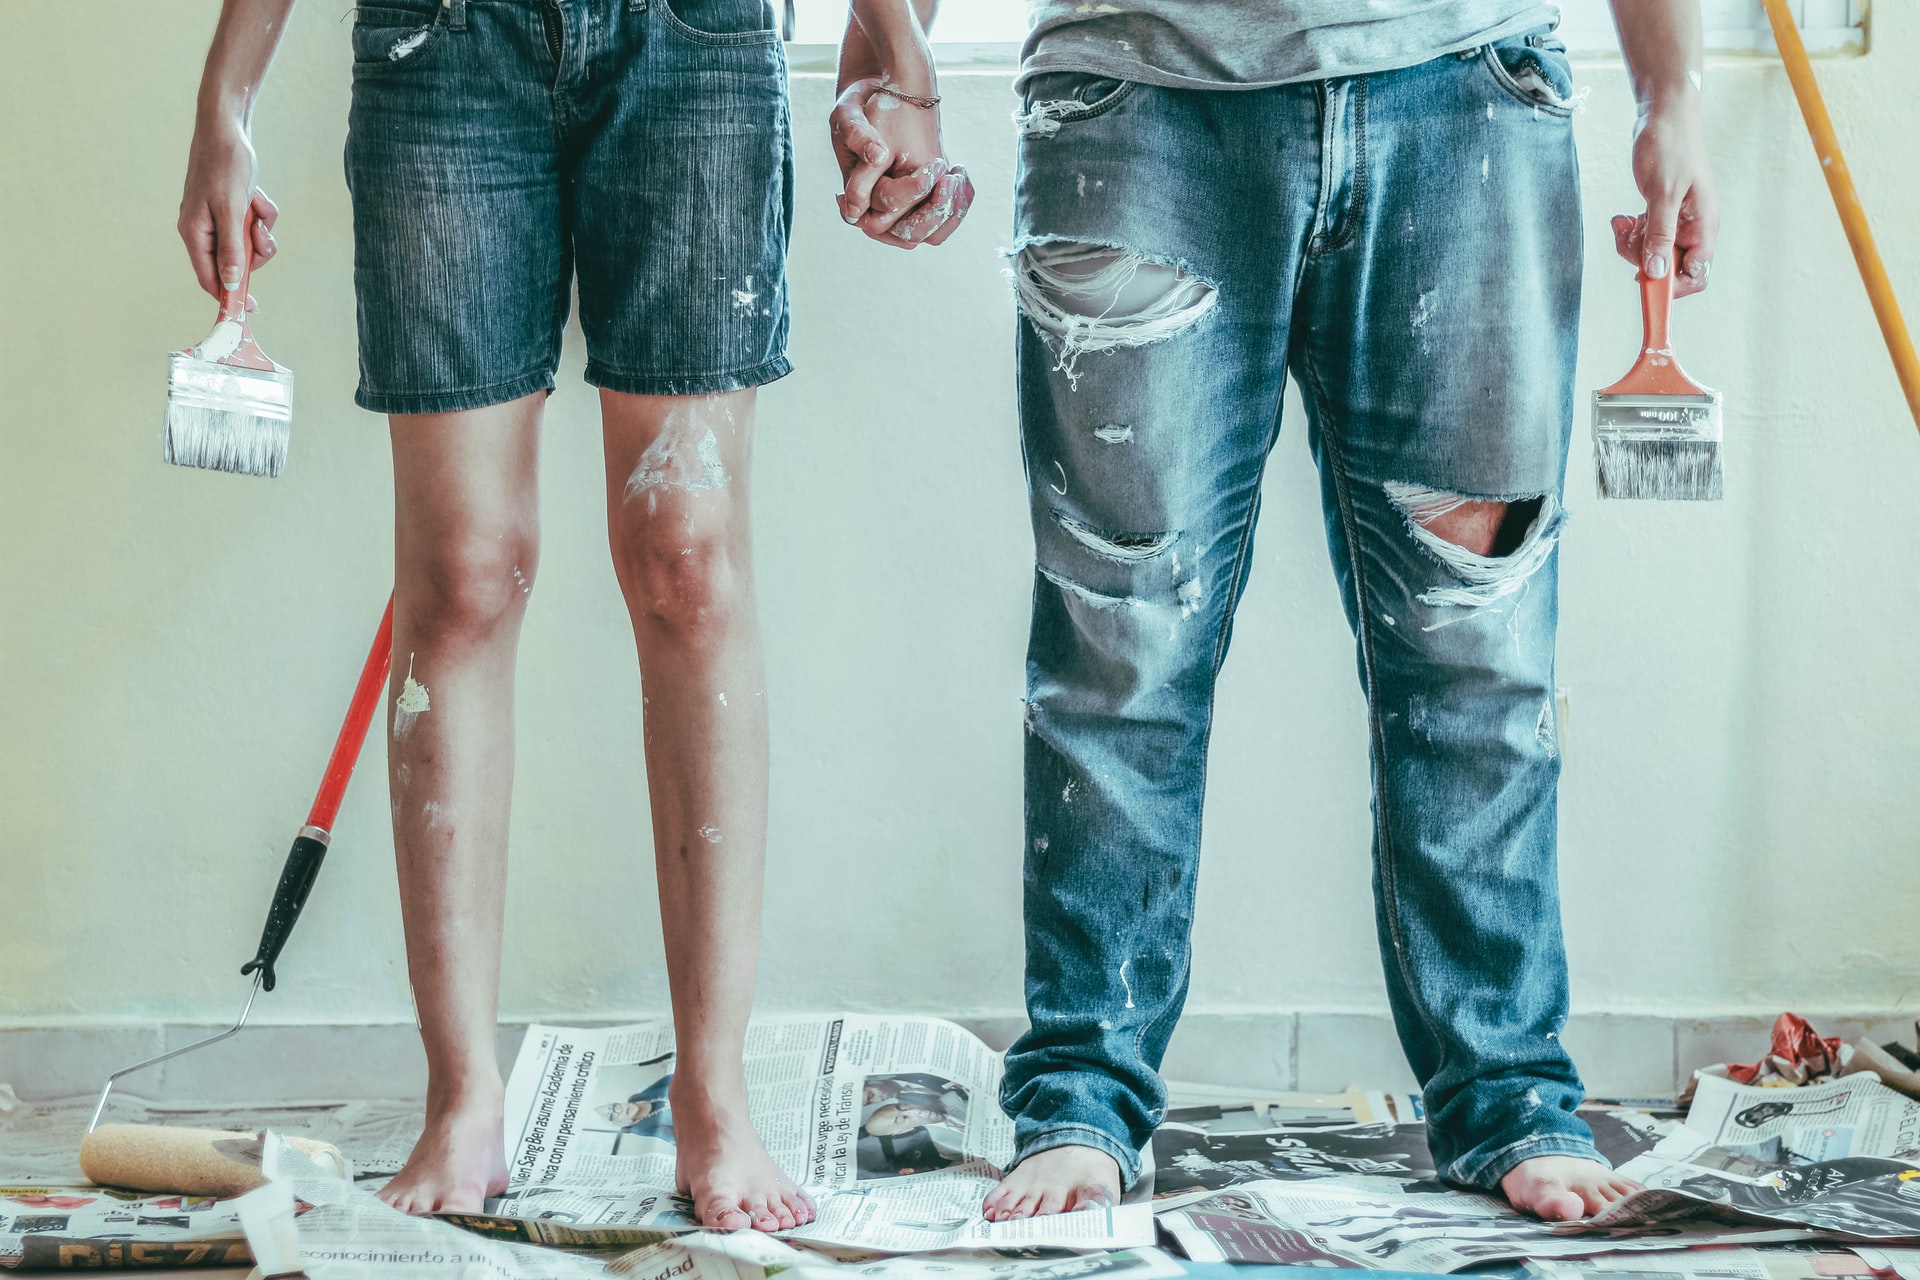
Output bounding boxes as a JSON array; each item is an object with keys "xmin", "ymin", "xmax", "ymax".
[{"xmin": 345, "ymin": 0, "xmax": 794, "ymax": 414}]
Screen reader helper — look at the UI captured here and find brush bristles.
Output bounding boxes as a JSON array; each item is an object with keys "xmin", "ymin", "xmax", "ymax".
[
  {"xmin": 1594, "ymin": 438, "xmax": 1723, "ymax": 501},
  {"xmin": 164, "ymin": 355, "xmax": 291, "ymax": 478},
  {"xmin": 164, "ymin": 404, "xmax": 290, "ymax": 477}
]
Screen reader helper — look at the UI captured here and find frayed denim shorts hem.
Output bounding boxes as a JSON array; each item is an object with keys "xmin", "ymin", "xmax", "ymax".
[
  {"xmin": 354, "ymin": 369, "xmax": 556, "ymax": 417},
  {"xmin": 584, "ymin": 355, "xmax": 794, "ymax": 399}
]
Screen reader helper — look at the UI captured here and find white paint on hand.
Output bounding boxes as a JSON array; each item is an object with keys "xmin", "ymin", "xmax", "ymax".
[
  {"xmin": 717, "ymin": 690, "xmax": 728, "ymax": 706},
  {"xmin": 697, "ymin": 825, "xmax": 724, "ymax": 844}
]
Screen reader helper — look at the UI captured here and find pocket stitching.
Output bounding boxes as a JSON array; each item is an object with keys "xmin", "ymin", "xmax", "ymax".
[
  {"xmin": 655, "ymin": 0, "xmax": 780, "ymax": 47},
  {"xmin": 1481, "ymin": 46, "xmax": 1575, "ymax": 118}
]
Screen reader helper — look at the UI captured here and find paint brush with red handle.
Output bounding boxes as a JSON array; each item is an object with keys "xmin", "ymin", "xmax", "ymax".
[
  {"xmin": 1592, "ymin": 269, "xmax": 1724, "ymax": 500},
  {"xmin": 163, "ymin": 208, "xmax": 293, "ymax": 477},
  {"xmin": 86, "ymin": 597, "xmax": 394, "ymax": 1131}
]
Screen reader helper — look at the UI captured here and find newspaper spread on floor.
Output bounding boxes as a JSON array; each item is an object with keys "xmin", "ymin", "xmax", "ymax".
[
  {"xmin": 1598, "ymin": 1072, "xmax": 1920, "ymax": 1237},
  {"xmin": 463, "ymin": 1017, "xmax": 1153, "ymax": 1253},
  {"xmin": 1158, "ymin": 1074, "xmax": 1920, "ymax": 1270},
  {"xmin": 0, "ymin": 1095, "xmax": 421, "ymax": 1270},
  {"xmin": 1524, "ymin": 1242, "xmax": 1888, "ymax": 1280},
  {"xmin": 240, "ymin": 1135, "xmax": 1184, "ymax": 1280}
]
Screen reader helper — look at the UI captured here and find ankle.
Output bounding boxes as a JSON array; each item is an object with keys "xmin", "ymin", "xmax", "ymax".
[
  {"xmin": 668, "ymin": 1071, "xmax": 750, "ymax": 1121},
  {"xmin": 424, "ymin": 1070, "xmax": 505, "ymax": 1120}
]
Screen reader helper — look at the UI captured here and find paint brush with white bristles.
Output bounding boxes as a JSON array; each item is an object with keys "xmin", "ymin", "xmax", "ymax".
[
  {"xmin": 1593, "ymin": 269, "xmax": 1722, "ymax": 500},
  {"xmin": 164, "ymin": 213, "xmax": 292, "ymax": 478}
]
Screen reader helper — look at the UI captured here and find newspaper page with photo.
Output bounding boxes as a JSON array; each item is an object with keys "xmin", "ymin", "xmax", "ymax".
[
  {"xmin": 1596, "ymin": 1074, "xmax": 1920, "ymax": 1239},
  {"xmin": 0, "ymin": 1186, "xmax": 253, "ymax": 1271},
  {"xmin": 1156, "ymin": 1176, "xmax": 1820, "ymax": 1271},
  {"xmin": 475, "ymin": 1016, "xmax": 1152, "ymax": 1253}
]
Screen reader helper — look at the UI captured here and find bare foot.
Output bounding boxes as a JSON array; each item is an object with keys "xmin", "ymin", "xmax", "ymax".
[
  {"xmin": 982, "ymin": 1145, "xmax": 1122, "ymax": 1221},
  {"xmin": 1501, "ymin": 1155, "xmax": 1641, "ymax": 1222},
  {"xmin": 379, "ymin": 1089, "xmax": 510, "ymax": 1215},
  {"xmin": 674, "ymin": 1089, "xmax": 815, "ymax": 1232}
]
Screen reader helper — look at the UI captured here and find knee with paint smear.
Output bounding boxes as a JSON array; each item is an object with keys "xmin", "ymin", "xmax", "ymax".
[
  {"xmin": 612, "ymin": 520, "xmax": 743, "ymax": 641},
  {"xmin": 406, "ymin": 524, "xmax": 539, "ymax": 645}
]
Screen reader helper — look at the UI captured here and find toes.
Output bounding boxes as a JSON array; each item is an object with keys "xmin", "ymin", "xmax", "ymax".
[
  {"xmin": 982, "ymin": 1187, "xmax": 1011, "ymax": 1220},
  {"xmin": 747, "ymin": 1196, "xmax": 780, "ymax": 1232},
  {"xmin": 706, "ymin": 1200, "xmax": 751, "ymax": 1232},
  {"xmin": 782, "ymin": 1189, "xmax": 815, "ymax": 1224},
  {"xmin": 1535, "ymin": 1190, "xmax": 1586, "ymax": 1222},
  {"xmin": 1067, "ymin": 1180, "xmax": 1114, "ymax": 1212},
  {"xmin": 996, "ymin": 1190, "xmax": 1036, "ymax": 1221},
  {"xmin": 1032, "ymin": 1187, "xmax": 1067, "ymax": 1217}
]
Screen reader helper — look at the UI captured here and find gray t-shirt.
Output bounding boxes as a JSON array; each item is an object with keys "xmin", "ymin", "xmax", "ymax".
[{"xmin": 1021, "ymin": 1, "xmax": 1561, "ymax": 90}]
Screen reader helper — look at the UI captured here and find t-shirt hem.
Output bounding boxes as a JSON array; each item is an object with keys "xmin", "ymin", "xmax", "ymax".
[{"xmin": 1014, "ymin": 11, "xmax": 1556, "ymax": 93}]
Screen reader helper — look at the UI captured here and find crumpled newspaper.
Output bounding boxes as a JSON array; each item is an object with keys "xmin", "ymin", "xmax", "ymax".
[{"xmin": 1681, "ymin": 1012, "xmax": 1920, "ymax": 1105}]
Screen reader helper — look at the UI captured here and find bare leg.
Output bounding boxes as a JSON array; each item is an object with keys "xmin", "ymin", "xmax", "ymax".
[
  {"xmin": 378, "ymin": 394, "xmax": 543, "ymax": 1214},
  {"xmin": 983, "ymin": 1146, "xmax": 1120, "ymax": 1220},
  {"xmin": 1501, "ymin": 1156, "xmax": 1641, "ymax": 1221},
  {"xmin": 601, "ymin": 389, "xmax": 813, "ymax": 1233}
]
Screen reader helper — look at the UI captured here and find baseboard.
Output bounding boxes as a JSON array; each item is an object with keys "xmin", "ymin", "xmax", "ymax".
[{"xmin": 4, "ymin": 1011, "xmax": 1912, "ymax": 1104}]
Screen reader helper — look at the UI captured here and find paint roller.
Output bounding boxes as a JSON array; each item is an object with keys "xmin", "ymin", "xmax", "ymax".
[{"xmin": 78, "ymin": 597, "xmax": 395, "ymax": 1197}]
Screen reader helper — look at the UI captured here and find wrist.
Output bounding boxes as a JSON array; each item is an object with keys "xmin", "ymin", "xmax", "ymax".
[
  {"xmin": 1635, "ymin": 74, "xmax": 1701, "ymax": 115},
  {"xmin": 196, "ymin": 83, "xmax": 254, "ymax": 134}
]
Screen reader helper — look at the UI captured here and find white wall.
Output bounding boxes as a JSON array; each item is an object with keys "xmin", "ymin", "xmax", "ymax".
[{"xmin": 2, "ymin": 4, "xmax": 1917, "ymax": 1038}]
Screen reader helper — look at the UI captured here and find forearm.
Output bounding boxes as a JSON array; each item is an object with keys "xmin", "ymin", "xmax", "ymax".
[
  {"xmin": 1609, "ymin": 0, "xmax": 1703, "ymax": 110},
  {"xmin": 197, "ymin": 0, "xmax": 299, "ymax": 130},
  {"xmin": 839, "ymin": 0, "xmax": 939, "ymax": 93}
]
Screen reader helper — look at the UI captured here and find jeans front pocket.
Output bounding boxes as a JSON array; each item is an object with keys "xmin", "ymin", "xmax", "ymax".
[
  {"xmin": 352, "ymin": 3, "xmax": 449, "ymax": 69},
  {"xmin": 657, "ymin": 0, "xmax": 780, "ymax": 45},
  {"xmin": 1482, "ymin": 36, "xmax": 1576, "ymax": 116},
  {"xmin": 1018, "ymin": 73, "xmax": 1138, "ymax": 137}
]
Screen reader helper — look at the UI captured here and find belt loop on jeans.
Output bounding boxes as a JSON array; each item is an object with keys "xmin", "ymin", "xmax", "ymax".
[{"xmin": 443, "ymin": 0, "xmax": 467, "ymax": 31}]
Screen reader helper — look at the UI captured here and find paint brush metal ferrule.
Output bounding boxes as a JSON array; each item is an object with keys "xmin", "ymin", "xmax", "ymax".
[{"xmin": 1591, "ymin": 391, "xmax": 1724, "ymax": 442}]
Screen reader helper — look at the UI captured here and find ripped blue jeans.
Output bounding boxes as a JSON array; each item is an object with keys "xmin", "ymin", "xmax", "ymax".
[{"xmin": 1000, "ymin": 31, "xmax": 1600, "ymax": 1191}]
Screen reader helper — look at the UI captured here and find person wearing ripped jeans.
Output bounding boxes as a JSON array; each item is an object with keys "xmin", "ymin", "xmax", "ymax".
[{"xmin": 832, "ymin": 0, "xmax": 1717, "ymax": 1223}]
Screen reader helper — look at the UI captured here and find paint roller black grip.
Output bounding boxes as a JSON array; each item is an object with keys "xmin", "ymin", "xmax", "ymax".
[{"xmin": 241, "ymin": 834, "xmax": 329, "ymax": 992}]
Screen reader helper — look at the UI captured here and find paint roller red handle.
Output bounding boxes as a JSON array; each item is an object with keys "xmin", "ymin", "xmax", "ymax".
[
  {"xmin": 308, "ymin": 595, "xmax": 394, "ymax": 832},
  {"xmin": 241, "ymin": 595, "xmax": 393, "ymax": 991}
]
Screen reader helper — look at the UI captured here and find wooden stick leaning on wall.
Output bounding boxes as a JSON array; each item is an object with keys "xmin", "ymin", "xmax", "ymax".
[{"xmin": 1759, "ymin": 0, "xmax": 1920, "ymax": 434}]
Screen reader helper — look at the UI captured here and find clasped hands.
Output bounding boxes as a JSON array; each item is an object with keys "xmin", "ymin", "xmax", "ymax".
[{"xmin": 829, "ymin": 75, "xmax": 974, "ymax": 248}]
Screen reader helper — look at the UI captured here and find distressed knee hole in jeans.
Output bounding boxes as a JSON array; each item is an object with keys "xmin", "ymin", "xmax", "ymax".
[
  {"xmin": 1054, "ymin": 512, "xmax": 1177, "ymax": 564},
  {"xmin": 1011, "ymin": 241, "xmax": 1218, "ymax": 384},
  {"xmin": 1385, "ymin": 481, "xmax": 1564, "ymax": 615}
]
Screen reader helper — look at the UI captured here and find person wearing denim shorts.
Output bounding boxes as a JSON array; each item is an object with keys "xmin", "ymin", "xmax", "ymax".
[
  {"xmin": 833, "ymin": 0, "xmax": 1720, "ymax": 1223},
  {"xmin": 180, "ymin": 0, "xmax": 824, "ymax": 1230}
]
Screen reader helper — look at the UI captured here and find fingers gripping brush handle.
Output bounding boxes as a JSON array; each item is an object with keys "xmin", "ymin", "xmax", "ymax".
[
  {"xmin": 242, "ymin": 596, "xmax": 394, "ymax": 991},
  {"xmin": 163, "ymin": 207, "xmax": 293, "ymax": 477},
  {"xmin": 1593, "ymin": 270, "xmax": 1725, "ymax": 500}
]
